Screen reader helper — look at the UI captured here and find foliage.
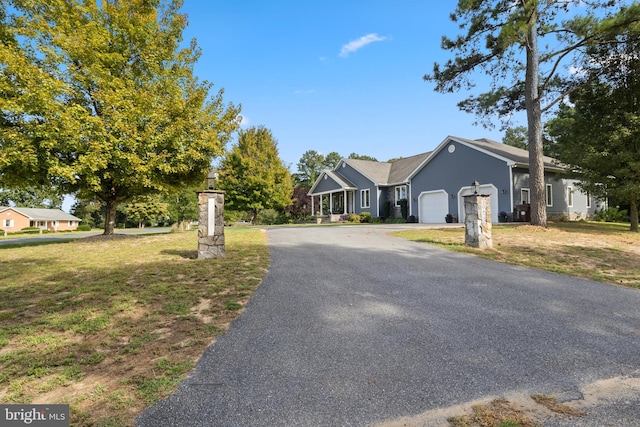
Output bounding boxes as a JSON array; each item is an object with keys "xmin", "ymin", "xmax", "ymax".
[
  {"xmin": 285, "ymin": 185, "xmax": 312, "ymax": 221},
  {"xmin": 71, "ymin": 199, "xmax": 104, "ymax": 229},
  {"xmin": 594, "ymin": 207, "xmax": 629, "ymax": 223},
  {"xmin": 163, "ymin": 184, "xmax": 200, "ymax": 226},
  {"xmin": 0, "ymin": 186, "xmax": 63, "ymax": 209},
  {"xmin": 294, "ymin": 150, "xmax": 342, "ymax": 189},
  {"xmin": 348, "ymin": 153, "xmax": 378, "ymax": 162},
  {"xmin": 218, "ymin": 126, "xmax": 292, "ymax": 224},
  {"xmin": 382, "ymin": 200, "xmax": 392, "ymax": 219},
  {"xmin": 399, "ymin": 198, "xmax": 408, "ymax": 220},
  {"xmin": 295, "ymin": 150, "xmax": 325, "ymax": 189},
  {"xmin": 121, "ymin": 196, "xmax": 170, "ymax": 228},
  {"xmin": 257, "ymin": 209, "xmax": 289, "ymax": 225},
  {"xmin": 77, "ymin": 224, "xmax": 92, "ymax": 231},
  {"xmin": 0, "ymin": 0, "xmax": 240, "ymax": 235},
  {"xmin": 502, "ymin": 126, "xmax": 528, "ymax": 150},
  {"xmin": 424, "ymin": 0, "xmax": 640, "ymax": 227},
  {"xmin": 347, "ymin": 213, "xmax": 361, "ymax": 223},
  {"xmin": 360, "ymin": 212, "xmax": 371, "ymax": 223},
  {"xmin": 546, "ymin": 24, "xmax": 640, "ymax": 231}
]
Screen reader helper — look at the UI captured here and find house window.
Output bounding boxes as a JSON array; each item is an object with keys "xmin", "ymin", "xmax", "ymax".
[
  {"xmin": 51, "ymin": 220, "xmax": 58, "ymax": 227},
  {"xmin": 3, "ymin": 219, "xmax": 13, "ymax": 228},
  {"xmin": 521, "ymin": 188, "xmax": 530, "ymax": 204},
  {"xmin": 360, "ymin": 189, "xmax": 370, "ymax": 209},
  {"xmin": 567, "ymin": 186, "xmax": 574, "ymax": 207},
  {"xmin": 586, "ymin": 192, "xmax": 591, "ymax": 209},
  {"xmin": 69, "ymin": 221, "xmax": 75, "ymax": 227},
  {"xmin": 546, "ymin": 184, "xmax": 553, "ymax": 207},
  {"xmin": 395, "ymin": 185, "xmax": 407, "ymax": 206}
]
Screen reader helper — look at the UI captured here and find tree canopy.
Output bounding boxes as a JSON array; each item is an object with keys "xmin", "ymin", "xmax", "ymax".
[
  {"xmin": 0, "ymin": 0, "xmax": 240, "ymax": 234},
  {"xmin": 546, "ymin": 25, "xmax": 640, "ymax": 232},
  {"xmin": 218, "ymin": 126, "xmax": 292, "ymax": 224},
  {"xmin": 424, "ymin": 0, "xmax": 640, "ymax": 227}
]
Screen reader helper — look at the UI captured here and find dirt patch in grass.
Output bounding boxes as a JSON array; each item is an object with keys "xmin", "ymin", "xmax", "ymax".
[
  {"xmin": 448, "ymin": 398, "xmax": 540, "ymax": 427},
  {"xmin": 530, "ymin": 394, "xmax": 585, "ymax": 416},
  {"xmin": 392, "ymin": 221, "xmax": 640, "ymax": 288},
  {"xmin": 0, "ymin": 228, "xmax": 268, "ymax": 426}
]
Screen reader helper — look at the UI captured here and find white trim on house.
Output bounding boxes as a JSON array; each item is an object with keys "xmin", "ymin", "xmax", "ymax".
[
  {"xmin": 360, "ymin": 189, "xmax": 370, "ymax": 208},
  {"xmin": 546, "ymin": 184, "xmax": 553, "ymax": 207},
  {"xmin": 568, "ymin": 186, "xmax": 574, "ymax": 207},
  {"xmin": 521, "ymin": 188, "xmax": 530, "ymax": 204}
]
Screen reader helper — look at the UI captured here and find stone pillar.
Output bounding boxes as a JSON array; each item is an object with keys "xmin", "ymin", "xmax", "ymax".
[
  {"xmin": 464, "ymin": 194, "xmax": 493, "ymax": 249},
  {"xmin": 197, "ymin": 190, "xmax": 225, "ymax": 259}
]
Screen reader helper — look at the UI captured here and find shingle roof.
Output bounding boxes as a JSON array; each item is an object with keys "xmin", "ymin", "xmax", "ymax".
[
  {"xmin": 453, "ymin": 136, "xmax": 563, "ymax": 170},
  {"xmin": 342, "ymin": 152, "xmax": 431, "ymax": 186},
  {"xmin": 4, "ymin": 207, "xmax": 81, "ymax": 221}
]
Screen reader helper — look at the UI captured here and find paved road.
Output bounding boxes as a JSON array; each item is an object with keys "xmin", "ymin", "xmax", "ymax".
[{"xmin": 137, "ymin": 225, "xmax": 640, "ymax": 426}]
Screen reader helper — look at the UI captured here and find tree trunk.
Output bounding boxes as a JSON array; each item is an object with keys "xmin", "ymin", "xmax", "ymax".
[
  {"xmin": 104, "ymin": 197, "xmax": 118, "ymax": 235},
  {"xmin": 630, "ymin": 199, "xmax": 639, "ymax": 232},
  {"xmin": 524, "ymin": 3, "xmax": 547, "ymax": 227}
]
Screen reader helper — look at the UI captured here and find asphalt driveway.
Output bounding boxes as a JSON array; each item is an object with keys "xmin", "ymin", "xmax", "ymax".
[{"xmin": 137, "ymin": 225, "xmax": 640, "ymax": 426}]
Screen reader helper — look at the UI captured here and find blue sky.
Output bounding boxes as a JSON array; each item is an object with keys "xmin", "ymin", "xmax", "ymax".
[{"xmin": 179, "ymin": 1, "xmax": 515, "ymax": 169}]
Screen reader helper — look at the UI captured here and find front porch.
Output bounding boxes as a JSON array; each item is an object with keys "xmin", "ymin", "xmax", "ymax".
[{"xmin": 312, "ymin": 190, "xmax": 355, "ymax": 222}]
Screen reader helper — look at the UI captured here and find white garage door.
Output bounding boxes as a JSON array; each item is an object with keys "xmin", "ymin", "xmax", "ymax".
[
  {"xmin": 458, "ymin": 184, "xmax": 499, "ymax": 223},
  {"xmin": 419, "ymin": 190, "xmax": 449, "ymax": 223}
]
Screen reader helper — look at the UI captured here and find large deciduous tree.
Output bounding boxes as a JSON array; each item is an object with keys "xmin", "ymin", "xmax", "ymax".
[
  {"xmin": 546, "ymin": 26, "xmax": 640, "ymax": 232},
  {"xmin": 424, "ymin": 0, "xmax": 640, "ymax": 227},
  {"xmin": 218, "ymin": 126, "xmax": 292, "ymax": 224},
  {"xmin": 0, "ymin": 0, "xmax": 239, "ymax": 234}
]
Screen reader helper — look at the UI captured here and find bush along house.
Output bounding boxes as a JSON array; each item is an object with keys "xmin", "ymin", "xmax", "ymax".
[{"xmin": 308, "ymin": 136, "xmax": 603, "ymax": 223}]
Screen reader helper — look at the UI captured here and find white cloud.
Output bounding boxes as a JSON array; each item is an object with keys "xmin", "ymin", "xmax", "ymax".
[{"xmin": 339, "ymin": 33, "xmax": 388, "ymax": 58}]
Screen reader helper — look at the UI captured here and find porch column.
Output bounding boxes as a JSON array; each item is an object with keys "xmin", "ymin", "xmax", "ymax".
[
  {"xmin": 329, "ymin": 193, "xmax": 333, "ymax": 214},
  {"xmin": 311, "ymin": 196, "xmax": 315, "ymax": 216},
  {"xmin": 343, "ymin": 190, "xmax": 347, "ymax": 214}
]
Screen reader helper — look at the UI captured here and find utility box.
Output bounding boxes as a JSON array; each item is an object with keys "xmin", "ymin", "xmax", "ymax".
[{"xmin": 197, "ymin": 190, "xmax": 225, "ymax": 259}]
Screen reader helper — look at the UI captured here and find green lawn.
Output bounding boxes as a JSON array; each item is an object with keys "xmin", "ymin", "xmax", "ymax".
[{"xmin": 0, "ymin": 228, "xmax": 269, "ymax": 426}]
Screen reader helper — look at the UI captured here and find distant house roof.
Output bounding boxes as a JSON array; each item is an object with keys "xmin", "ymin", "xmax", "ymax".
[{"xmin": 0, "ymin": 207, "xmax": 81, "ymax": 222}]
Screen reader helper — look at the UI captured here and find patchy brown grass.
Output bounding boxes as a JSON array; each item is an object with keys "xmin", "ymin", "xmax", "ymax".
[
  {"xmin": 448, "ymin": 398, "xmax": 541, "ymax": 427},
  {"xmin": 0, "ymin": 228, "xmax": 268, "ymax": 426},
  {"xmin": 392, "ymin": 221, "xmax": 640, "ymax": 288},
  {"xmin": 530, "ymin": 394, "xmax": 586, "ymax": 417}
]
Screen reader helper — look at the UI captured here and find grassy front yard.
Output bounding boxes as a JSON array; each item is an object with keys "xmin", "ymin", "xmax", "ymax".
[
  {"xmin": 0, "ymin": 228, "xmax": 268, "ymax": 426},
  {"xmin": 391, "ymin": 221, "xmax": 640, "ymax": 288}
]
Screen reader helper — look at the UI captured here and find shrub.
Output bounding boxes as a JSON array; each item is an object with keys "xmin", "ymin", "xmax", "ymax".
[
  {"xmin": 594, "ymin": 207, "xmax": 627, "ymax": 223},
  {"xmin": 382, "ymin": 201, "xmax": 392, "ymax": 219},
  {"xmin": 399, "ymin": 198, "xmax": 408, "ymax": 220},
  {"xmin": 360, "ymin": 212, "xmax": 371, "ymax": 223},
  {"xmin": 77, "ymin": 224, "xmax": 92, "ymax": 231},
  {"xmin": 347, "ymin": 213, "xmax": 361, "ymax": 223}
]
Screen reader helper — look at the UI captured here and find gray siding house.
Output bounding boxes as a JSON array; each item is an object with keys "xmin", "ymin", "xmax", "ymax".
[{"xmin": 308, "ymin": 136, "xmax": 603, "ymax": 223}]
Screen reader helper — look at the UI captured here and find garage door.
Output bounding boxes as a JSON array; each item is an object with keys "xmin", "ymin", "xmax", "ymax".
[
  {"xmin": 419, "ymin": 190, "xmax": 449, "ymax": 223},
  {"xmin": 458, "ymin": 184, "xmax": 499, "ymax": 223}
]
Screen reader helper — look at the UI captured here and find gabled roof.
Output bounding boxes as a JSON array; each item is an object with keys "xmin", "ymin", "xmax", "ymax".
[
  {"xmin": 0, "ymin": 207, "xmax": 81, "ymax": 221},
  {"xmin": 339, "ymin": 152, "xmax": 431, "ymax": 186},
  {"xmin": 308, "ymin": 170, "xmax": 357, "ymax": 194},
  {"xmin": 409, "ymin": 135, "xmax": 566, "ymax": 180},
  {"xmin": 455, "ymin": 136, "xmax": 563, "ymax": 170}
]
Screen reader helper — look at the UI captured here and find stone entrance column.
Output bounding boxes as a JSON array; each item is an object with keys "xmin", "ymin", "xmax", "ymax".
[
  {"xmin": 197, "ymin": 190, "xmax": 225, "ymax": 259},
  {"xmin": 464, "ymin": 193, "xmax": 493, "ymax": 249}
]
